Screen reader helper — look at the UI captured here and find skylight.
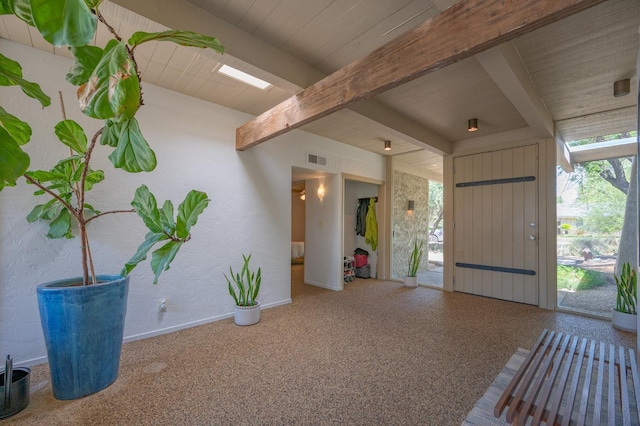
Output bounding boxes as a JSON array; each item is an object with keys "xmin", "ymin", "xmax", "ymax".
[{"xmin": 217, "ymin": 65, "xmax": 272, "ymax": 90}]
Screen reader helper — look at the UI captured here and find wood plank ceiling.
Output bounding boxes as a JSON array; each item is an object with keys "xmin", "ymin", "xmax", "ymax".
[{"xmin": 1, "ymin": 0, "xmax": 638, "ymax": 181}]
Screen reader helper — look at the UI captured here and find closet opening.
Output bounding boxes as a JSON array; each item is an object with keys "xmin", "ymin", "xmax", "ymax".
[{"xmin": 344, "ymin": 178, "xmax": 382, "ymax": 283}]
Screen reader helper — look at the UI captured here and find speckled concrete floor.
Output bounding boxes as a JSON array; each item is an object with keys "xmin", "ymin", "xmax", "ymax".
[{"xmin": 5, "ymin": 265, "xmax": 636, "ymax": 425}]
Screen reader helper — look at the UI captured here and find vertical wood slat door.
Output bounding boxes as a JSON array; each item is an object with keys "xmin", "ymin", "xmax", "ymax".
[{"xmin": 453, "ymin": 145, "xmax": 538, "ymax": 305}]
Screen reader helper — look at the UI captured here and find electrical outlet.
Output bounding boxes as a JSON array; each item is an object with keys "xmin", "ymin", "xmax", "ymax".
[{"xmin": 158, "ymin": 299, "xmax": 167, "ymax": 312}]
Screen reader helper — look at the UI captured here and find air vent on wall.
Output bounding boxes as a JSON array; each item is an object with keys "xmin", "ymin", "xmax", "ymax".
[{"xmin": 307, "ymin": 153, "xmax": 327, "ymax": 166}]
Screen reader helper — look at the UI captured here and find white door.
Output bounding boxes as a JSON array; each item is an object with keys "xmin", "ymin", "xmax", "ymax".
[{"xmin": 453, "ymin": 145, "xmax": 538, "ymax": 305}]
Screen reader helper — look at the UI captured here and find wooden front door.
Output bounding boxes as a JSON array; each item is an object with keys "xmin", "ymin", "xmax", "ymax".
[{"xmin": 453, "ymin": 145, "xmax": 538, "ymax": 305}]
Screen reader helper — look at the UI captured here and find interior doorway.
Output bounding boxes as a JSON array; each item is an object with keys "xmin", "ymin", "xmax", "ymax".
[{"xmin": 291, "ymin": 180, "xmax": 306, "ymax": 298}]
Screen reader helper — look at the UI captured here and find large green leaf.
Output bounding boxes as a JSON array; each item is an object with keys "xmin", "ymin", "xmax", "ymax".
[
  {"xmin": 176, "ymin": 190, "xmax": 210, "ymax": 239},
  {"xmin": 66, "ymin": 45, "xmax": 103, "ymax": 86},
  {"xmin": 100, "ymin": 118, "xmax": 120, "ymax": 147},
  {"xmin": 26, "ymin": 168, "xmax": 65, "ymax": 184},
  {"xmin": 84, "ymin": 0, "xmax": 102, "ymax": 8},
  {"xmin": 77, "ymin": 40, "xmax": 140, "ymax": 120},
  {"xmin": 0, "ymin": 106, "xmax": 31, "ymax": 145},
  {"xmin": 107, "ymin": 117, "xmax": 156, "ymax": 172},
  {"xmin": 131, "ymin": 185, "xmax": 163, "ymax": 234},
  {"xmin": 0, "ymin": 0, "xmax": 12, "ymax": 14},
  {"xmin": 8, "ymin": 0, "xmax": 34, "ymax": 26},
  {"xmin": 160, "ymin": 200, "xmax": 176, "ymax": 235},
  {"xmin": 84, "ymin": 168, "xmax": 104, "ymax": 191},
  {"xmin": 26, "ymin": 198, "xmax": 59, "ymax": 222},
  {"xmin": 54, "ymin": 120, "xmax": 87, "ymax": 154},
  {"xmin": 150, "ymin": 240, "xmax": 182, "ymax": 284},
  {"xmin": 0, "ymin": 52, "xmax": 21, "ymax": 84},
  {"xmin": 128, "ymin": 30, "xmax": 224, "ymax": 54},
  {"xmin": 47, "ymin": 208, "xmax": 72, "ymax": 239},
  {"xmin": 31, "ymin": 0, "xmax": 97, "ymax": 47},
  {"xmin": 0, "ymin": 53, "xmax": 50, "ymax": 107},
  {"xmin": 121, "ymin": 231, "xmax": 168, "ymax": 277},
  {"xmin": 0, "ymin": 126, "xmax": 30, "ymax": 188}
]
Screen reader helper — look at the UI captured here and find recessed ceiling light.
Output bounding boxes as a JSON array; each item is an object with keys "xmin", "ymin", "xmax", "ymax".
[
  {"xmin": 613, "ymin": 79, "xmax": 630, "ymax": 97},
  {"xmin": 217, "ymin": 64, "xmax": 272, "ymax": 90}
]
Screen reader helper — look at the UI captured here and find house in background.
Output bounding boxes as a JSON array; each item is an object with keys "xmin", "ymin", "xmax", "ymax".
[
  {"xmin": 0, "ymin": 0, "xmax": 638, "ymax": 365},
  {"xmin": 557, "ymin": 204, "xmax": 588, "ymax": 235}
]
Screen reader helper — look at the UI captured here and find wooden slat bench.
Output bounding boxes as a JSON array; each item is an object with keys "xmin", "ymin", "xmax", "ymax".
[{"xmin": 494, "ymin": 329, "xmax": 640, "ymax": 425}]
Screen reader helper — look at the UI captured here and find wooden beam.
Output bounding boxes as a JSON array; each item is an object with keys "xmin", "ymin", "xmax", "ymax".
[{"xmin": 236, "ymin": 0, "xmax": 607, "ymax": 151}]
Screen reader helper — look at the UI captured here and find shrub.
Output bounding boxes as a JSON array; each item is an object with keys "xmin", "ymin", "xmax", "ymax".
[{"xmin": 557, "ymin": 265, "xmax": 609, "ymax": 291}]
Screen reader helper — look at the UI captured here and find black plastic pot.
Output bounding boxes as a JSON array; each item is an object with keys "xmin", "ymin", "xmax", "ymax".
[{"xmin": 1, "ymin": 355, "xmax": 30, "ymax": 419}]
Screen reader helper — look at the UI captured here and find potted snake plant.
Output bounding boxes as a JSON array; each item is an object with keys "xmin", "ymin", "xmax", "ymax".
[
  {"xmin": 225, "ymin": 254, "xmax": 262, "ymax": 326},
  {"xmin": 404, "ymin": 238, "xmax": 424, "ymax": 288},
  {"xmin": 0, "ymin": 0, "xmax": 223, "ymax": 399},
  {"xmin": 612, "ymin": 262, "xmax": 637, "ymax": 333}
]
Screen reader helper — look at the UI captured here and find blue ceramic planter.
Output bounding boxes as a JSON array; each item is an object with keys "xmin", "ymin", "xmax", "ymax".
[{"xmin": 36, "ymin": 275, "xmax": 129, "ymax": 400}]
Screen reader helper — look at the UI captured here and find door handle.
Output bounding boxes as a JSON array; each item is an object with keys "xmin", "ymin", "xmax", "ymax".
[{"xmin": 529, "ymin": 235, "xmax": 537, "ymax": 241}]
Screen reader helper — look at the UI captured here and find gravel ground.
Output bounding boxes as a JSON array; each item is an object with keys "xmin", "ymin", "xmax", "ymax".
[
  {"xmin": 558, "ymin": 283, "xmax": 616, "ymax": 316},
  {"xmin": 558, "ymin": 257, "xmax": 617, "ymax": 316}
]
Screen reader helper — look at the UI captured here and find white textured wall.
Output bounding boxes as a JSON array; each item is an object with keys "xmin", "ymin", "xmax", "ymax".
[
  {"xmin": 0, "ymin": 40, "xmax": 385, "ymax": 365},
  {"xmin": 304, "ymin": 176, "xmax": 343, "ymax": 291}
]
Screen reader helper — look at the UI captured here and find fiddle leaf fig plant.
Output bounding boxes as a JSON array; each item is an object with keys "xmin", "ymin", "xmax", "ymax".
[{"xmin": 0, "ymin": 0, "xmax": 225, "ymax": 284}]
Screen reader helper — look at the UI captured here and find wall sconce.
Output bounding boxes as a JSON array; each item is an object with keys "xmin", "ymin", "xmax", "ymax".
[
  {"xmin": 614, "ymin": 79, "xmax": 630, "ymax": 97},
  {"xmin": 384, "ymin": 140, "xmax": 391, "ymax": 151},
  {"xmin": 407, "ymin": 200, "xmax": 414, "ymax": 211},
  {"xmin": 300, "ymin": 189, "xmax": 305, "ymax": 201},
  {"xmin": 468, "ymin": 118, "xmax": 478, "ymax": 132},
  {"xmin": 317, "ymin": 185, "xmax": 325, "ymax": 201}
]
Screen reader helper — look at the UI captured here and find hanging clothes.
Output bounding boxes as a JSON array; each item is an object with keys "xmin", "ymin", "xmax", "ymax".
[
  {"xmin": 356, "ymin": 198, "xmax": 368, "ymax": 236},
  {"xmin": 365, "ymin": 197, "xmax": 378, "ymax": 251}
]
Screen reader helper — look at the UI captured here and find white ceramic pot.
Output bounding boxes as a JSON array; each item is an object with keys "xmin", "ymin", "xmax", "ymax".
[
  {"xmin": 611, "ymin": 310, "xmax": 637, "ymax": 333},
  {"xmin": 404, "ymin": 276, "xmax": 418, "ymax": 288},
  {"xmin": 234, "ymin": 302, "xmax": 261, "ymax": 326}
]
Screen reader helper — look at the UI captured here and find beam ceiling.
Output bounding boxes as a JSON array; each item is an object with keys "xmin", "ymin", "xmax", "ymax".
[{"xmin": 236, "ymin": 0, "xmax": 608, "ymax": 151}]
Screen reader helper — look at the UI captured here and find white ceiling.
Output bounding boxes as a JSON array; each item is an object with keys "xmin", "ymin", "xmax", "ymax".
[{"xmin": 1, "ymin": 0, "xmax": 638, "ymax": 182}]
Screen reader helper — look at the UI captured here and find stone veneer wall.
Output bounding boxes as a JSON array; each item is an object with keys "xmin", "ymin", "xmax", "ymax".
[{"xmin": 392, "ymin": 170, "xmax": 430, "ymax": 279}]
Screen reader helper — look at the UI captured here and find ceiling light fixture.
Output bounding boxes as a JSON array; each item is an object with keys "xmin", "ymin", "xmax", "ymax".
[
  {"xmin": 468, "ymin": 118, "xmax": 478, "ymax": 132},
  {"xmin": 217, "ymin": 64, "xmax": 272, "ymax": 90},
  {"xmin": 613, "ymin": 79, "xmax": 630, "ymax": 97},
  {"xmin": 384, "ymin": 140, "xmax": 391, "ymax": 151}
]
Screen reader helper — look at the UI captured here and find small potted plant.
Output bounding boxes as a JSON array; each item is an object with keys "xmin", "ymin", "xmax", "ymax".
[
  {"xmin": 404, "ymin": 238, "xmax": 424, "ymax": 288},
  {"xmin": 612, "ymin": 262, "xmax": 637, "ymax": 333},
  {"xmin": 225, "ymin": 254, "xmax": 262, "ymax": 326}
]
